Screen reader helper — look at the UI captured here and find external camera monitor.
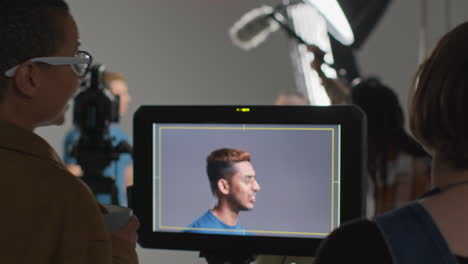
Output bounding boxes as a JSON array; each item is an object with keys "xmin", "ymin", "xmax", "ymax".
[{"xmin": 133, "ymin": 105, "xmax": 366, "ymax": 257}]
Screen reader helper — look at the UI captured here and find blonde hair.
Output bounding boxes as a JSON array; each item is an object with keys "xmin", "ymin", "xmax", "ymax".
[{"xmin": 103, "ymin": 72, "xmax": 125, "ymax": 84}]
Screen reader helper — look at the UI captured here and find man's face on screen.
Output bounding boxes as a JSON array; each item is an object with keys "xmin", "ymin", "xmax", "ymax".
[{"xmin": 226, "ymin": 161, "xmax": 260, "ymax": 211}]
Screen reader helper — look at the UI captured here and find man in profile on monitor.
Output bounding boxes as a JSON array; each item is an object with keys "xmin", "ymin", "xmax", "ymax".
[{"xmin": 186, "ymin": 148, "xmax": 260, "ymax": 235}]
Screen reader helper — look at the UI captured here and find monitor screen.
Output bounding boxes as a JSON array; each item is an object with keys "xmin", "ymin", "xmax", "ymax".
[
  {"xmin": 153, "ymin": 123, "xmax": 340, "ymax": 238},
  {"xmin": 133, "ymin": 106, "xmax": 365, "ymax": 256}
]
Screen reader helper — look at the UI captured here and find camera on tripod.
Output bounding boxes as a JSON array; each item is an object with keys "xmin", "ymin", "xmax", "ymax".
[{"xmin": 71, "ymin": 64, "xmax": 132, "ymax": 205}]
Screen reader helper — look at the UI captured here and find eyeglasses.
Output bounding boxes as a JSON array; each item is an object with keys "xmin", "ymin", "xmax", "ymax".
[{"xmin": 4, "ymin": 50, "xmax": 93, "ymax": 78}]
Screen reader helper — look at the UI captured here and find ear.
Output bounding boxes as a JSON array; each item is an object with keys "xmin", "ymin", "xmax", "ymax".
[
  {"xmin": 217, "ymin": 178, "xmax": 230, "ymax": 195},
  {"xmin": 13, "ymin": 62, "xmax": 39, "ymax": 98}
]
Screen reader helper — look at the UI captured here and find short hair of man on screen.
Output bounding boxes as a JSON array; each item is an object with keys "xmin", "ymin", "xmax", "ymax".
[{"xmin": 186, "ymin": 148, "xmax": 260, "ymax": 235}]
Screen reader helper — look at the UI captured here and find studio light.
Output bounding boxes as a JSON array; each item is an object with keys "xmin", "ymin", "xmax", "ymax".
[{"xmin": 304, "ymin": 0, "xmax": 354, "ymax": 46}]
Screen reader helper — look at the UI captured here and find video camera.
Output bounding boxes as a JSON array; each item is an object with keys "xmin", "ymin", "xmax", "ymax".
[{"xmin": 71, "ymin": 64, "xmax": 132, "ymax": 205}]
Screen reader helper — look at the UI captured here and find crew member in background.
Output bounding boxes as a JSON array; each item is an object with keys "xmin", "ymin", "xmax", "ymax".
[{"xmin": 63, "ymin": 71, "xmax": 133, "ymax": 206}]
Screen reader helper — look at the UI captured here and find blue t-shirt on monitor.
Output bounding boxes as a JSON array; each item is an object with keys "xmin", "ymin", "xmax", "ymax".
[{"xmin": 186, "ymin": 210, "xmax": 251, "ymax": 235}]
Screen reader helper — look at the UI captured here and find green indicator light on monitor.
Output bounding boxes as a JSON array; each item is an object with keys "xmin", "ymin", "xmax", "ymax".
[{"xmin": 236, "ymin": 108, "xmax": 250, "ymax": 112}]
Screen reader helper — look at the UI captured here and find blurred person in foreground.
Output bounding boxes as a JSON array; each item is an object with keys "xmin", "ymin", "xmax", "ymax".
[{"xmin": 0, "ymin": 1, "xmax": 138, "ymax": 263}]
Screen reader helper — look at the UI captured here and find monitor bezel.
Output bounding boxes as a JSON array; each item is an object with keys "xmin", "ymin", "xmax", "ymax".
[{"xmin": 132, "ymin": 105, "xmax": 366, "ymax": 256}]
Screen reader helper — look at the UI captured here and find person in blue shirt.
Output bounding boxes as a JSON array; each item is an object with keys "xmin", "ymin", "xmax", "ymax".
[
  {"xmin": 186, "ymin": 148, "xmax": 260, "ymax": 235},
  {"xmin": 63, "ymin": 71, "xmax": 133, "ymax": 206}
]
